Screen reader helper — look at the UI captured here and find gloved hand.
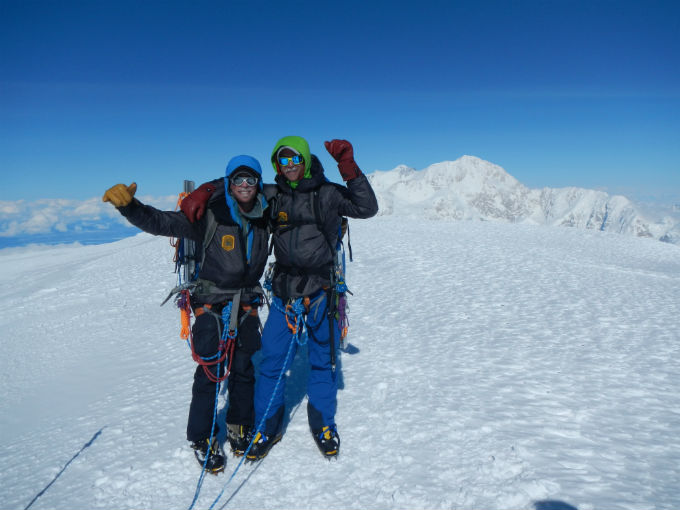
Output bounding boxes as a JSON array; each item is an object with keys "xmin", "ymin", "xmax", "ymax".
[
  {"xmin": 102, "ymin": 182, "xmax": 137, "ymax": 207},
  {"xmin": 180, "ymin": 182, "xmax": 217, "ymax": 222},
  {"xmin": 324, "ymin": 139, "xmax": 362, "ymax": 181}
]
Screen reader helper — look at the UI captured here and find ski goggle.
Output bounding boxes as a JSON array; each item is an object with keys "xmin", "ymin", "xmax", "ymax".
[
  {"xmin": 278, "ymin": 155, "xmax": 303, "ymax": 166},
  {"xmin": 230, "ymin": 175, "xmax": 258, "ymax": 187}
]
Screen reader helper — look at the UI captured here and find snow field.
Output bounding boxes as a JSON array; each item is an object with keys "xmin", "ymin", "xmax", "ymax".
[{"xmin": 1, "ymin": 217, "xmax": 679, "ymax": 509}]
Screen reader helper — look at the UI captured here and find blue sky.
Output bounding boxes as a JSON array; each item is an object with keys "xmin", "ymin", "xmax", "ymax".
[{"xmin": 1, "ymin": 0, "xmax": 679, "ymax": 207}]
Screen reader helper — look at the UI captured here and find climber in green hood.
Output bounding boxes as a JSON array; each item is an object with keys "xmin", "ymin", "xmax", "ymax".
[{"xmin": 251, "ymin": 135, "xmax": 378, "ymax": 461}]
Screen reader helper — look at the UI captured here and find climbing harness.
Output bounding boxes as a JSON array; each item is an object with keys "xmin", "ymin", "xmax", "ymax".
[
  {"xmin": 282, "ymin": 297, "xmax": 310, "ymax": 344},
  {"xmin": 177, "ymin": 290, "xmax": 256, "ymax": 384}
]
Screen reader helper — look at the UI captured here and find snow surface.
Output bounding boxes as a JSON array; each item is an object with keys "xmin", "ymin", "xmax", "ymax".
[{"xmin": 1, "ymin": 217, "xmax": 679, "ymax": 510}]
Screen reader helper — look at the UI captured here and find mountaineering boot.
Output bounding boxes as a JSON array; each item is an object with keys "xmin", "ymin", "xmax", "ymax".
[
  {"xmin": 312, "ymin": 426, "xmax": 340, "ymax": 458},
  {"xmin": 227, "ymin": 423, "xmax": 253, "ymax": 457},
  {"xmin": 246, "ymin": 431, "xmax": 282, "ymax": 461},
  {"xmin": 190, "ymin": 437, "xmax": 225, "ymax": 474}
]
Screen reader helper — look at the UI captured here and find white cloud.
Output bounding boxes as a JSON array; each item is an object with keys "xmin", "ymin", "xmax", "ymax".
[
  {"xmin": 0, "ymin": 195, "xmax": 178, "ymax": 238},
  {"xmin": 73, "ymin": 198, "xmax": 105, "ymax": 216},
  {"xmin": 0, "ymin": 201, "xmax": 24, "ymax": 215},
  {"xmin": 1, "ymin": 221, "xmax": 21, "ymax": 237}
]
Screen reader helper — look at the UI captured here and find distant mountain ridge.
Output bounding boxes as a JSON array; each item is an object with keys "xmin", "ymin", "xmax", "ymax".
[{"xmin": 367, "ymin": 155, "xmax": 679, "ymax": 244}]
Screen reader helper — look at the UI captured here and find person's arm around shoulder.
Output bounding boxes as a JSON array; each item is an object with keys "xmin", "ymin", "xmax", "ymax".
[{"xmin": 180, "ymin": 179, "xmax": 224, "ymax": 222}]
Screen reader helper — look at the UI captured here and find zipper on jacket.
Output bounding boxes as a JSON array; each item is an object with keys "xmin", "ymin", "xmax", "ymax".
[{"xmin": 290, "ymin": 191, "xmax": 300, "ymax": 268}]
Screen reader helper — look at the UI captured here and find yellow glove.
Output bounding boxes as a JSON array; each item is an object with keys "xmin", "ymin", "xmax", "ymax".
[{"xmin": 102, "ymin": 182, "xmax": 137, "ymax": 207}]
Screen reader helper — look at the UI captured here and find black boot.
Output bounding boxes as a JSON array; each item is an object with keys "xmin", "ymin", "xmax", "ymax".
[
  {"xmin": 312, "ymin": 426, "xmax": 340, "ymax": 458},
  {"xmin": 227, "ymin": 423, "xmax": 253, "ymax": 457},
  {"xmin": 246, "ymin": 431, "xmax": 282, "ymax": 461},
  {"xmin": 190, "ymin": 437, "xmax": 225, "ymax": 474}
]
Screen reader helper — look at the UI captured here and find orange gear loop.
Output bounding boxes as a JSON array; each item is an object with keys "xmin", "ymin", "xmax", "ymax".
[
  {"xmin": 284, "ymin": 297, "xmax": 310, "ymax": 334},
  {"xmin": 284, "ymin": 304, "xmax": 298, "ymax": 333}
]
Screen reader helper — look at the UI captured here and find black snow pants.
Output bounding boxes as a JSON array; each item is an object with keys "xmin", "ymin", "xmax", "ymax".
[{"xmin": 186, "ymin": 304, "xmax": 262, "ymax": 443}]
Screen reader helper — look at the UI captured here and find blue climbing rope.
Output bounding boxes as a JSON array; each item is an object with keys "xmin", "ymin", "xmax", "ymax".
[
  {"xmin": 187, "ymin": 303, "xmax": 236, "ymax": 510},
  {"xmin": 204, "ymin": 298, "xmax": 309, "ymax": 510},
  {"xmin": 221, "ymin": 302, "xmax": 238, "ymax": 344},
  {"xmin": 24, "ymin": 427, "xmax": 105, "ymax": 510},
  {"xmin": 187, "ymin": 357, "xmax": 222, "ymax": 510},
  {"xmin": 275, "ymin": 297, "xmax": 309, "ymax": 345}
]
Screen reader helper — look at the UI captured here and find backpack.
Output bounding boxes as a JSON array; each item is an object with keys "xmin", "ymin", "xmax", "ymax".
[{"xmin": 263, "ymin": 188, "xmax": 352, "ymax": 347}]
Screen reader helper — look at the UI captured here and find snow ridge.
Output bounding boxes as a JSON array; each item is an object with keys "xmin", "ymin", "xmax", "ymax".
[{"xmin": 369, "ymin": 156, "xmax": 679, "ymax": 244}]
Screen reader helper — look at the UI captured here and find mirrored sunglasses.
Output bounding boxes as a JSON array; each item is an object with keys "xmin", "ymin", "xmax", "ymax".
[
  {"xmin": 231, "ymin": 175, "xmax": 258, "ymax": 187},
  {"xmin": 278, "ymin": 155, "xmax": 303, "ymax": 166}
]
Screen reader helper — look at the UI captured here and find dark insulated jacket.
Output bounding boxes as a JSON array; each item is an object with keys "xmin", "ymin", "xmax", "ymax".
[
  {"xmin": 267, "ymin": 155, "xmax": 378, "ymax": 299},
  {"xmin": 118, "ymin": 196, "xmax": 270, "ymax": 304}
]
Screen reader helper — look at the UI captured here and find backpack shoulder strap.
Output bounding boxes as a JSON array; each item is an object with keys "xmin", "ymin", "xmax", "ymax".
[{"xmin": 200, "ymin": 208, "xmax": 218, "ymax": 270}]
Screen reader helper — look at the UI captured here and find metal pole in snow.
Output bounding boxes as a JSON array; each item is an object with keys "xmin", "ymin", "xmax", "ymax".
[{"xmin": 183, "ymin": 180, "xmax": 196, "ymax": 282}]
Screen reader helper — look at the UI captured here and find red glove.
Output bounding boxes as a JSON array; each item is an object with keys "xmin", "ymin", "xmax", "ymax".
[
  {"xmin": 180, "ymin": 182, "xmax": 217, "ymax": 222},
  {"xmin": 324, "ymin": 139, "xmax": 362, "ymax": 181}
]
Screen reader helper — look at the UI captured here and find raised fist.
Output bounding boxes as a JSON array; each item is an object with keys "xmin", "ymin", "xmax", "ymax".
[{"xmin": 324, "ymin": 139, "xmax": 362, "ymax": 181}]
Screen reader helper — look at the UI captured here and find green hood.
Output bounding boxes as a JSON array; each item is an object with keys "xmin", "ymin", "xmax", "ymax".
[{"xmin": 270, "ymin": 135, "xmax": 312, "ymax": 188}]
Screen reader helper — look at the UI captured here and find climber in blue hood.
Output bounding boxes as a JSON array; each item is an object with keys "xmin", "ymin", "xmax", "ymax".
[{"xmin": 102, "ymin": 154, "xmax": 270, "ymax": 473}]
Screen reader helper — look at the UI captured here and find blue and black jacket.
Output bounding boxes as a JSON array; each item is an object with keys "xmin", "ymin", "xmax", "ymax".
[{"xmin": 118, "ymin": 157, "xmax": 270, "ymax": 304}]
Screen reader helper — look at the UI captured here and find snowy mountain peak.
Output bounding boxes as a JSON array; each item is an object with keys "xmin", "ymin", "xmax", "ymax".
[{"xmin": 368, "ymin": 156, "xmax": 679, "ymax": 244}]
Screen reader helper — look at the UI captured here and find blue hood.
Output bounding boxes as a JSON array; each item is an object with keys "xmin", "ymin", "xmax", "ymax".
[
  {"xmin": 223, "ymin": 155, "xmax": 267, "ymax": 264},
  {"xmin": 225, "ymin": 155, "xmax": 264, "ymax": 192}
]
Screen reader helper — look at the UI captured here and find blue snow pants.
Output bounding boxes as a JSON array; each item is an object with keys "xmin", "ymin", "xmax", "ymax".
[{"xmin": 254, "ymin": 291, "xmax": 341, "ymax": 437}]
